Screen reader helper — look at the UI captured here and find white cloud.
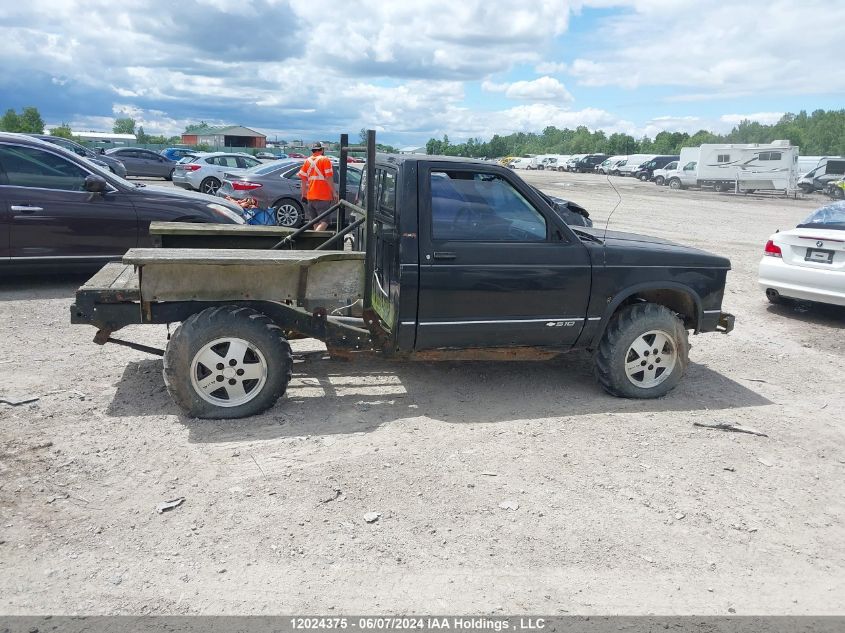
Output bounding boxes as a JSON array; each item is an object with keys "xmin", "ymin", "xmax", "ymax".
[
  {"xmin": 720, "ymin": 112, "xmax": 785, "ymax": 126},
  {"xmin": 564, "ymin": 0, "xmax": 845, "ymax": 96},
  {"xmin": 0, "ymin": 0, "xmax": 837, "ymax": 145},
  {"xmin": 482, "ymin": 76, "xmax": 574, "ymax": 102},
  {"xmin": 535, "ymin": 61, "xmax": 568, "ymax": 74}
]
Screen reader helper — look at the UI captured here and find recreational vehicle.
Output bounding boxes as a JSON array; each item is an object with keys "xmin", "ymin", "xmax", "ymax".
[{"xmin": 668, "ymin": 142, "xmax": 798, "ymax": 193}]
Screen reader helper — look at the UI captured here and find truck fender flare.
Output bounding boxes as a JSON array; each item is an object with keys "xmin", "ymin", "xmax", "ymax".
[{"xmin": 588, "ymin": 282, "xmax": 703, "ymax": 347}]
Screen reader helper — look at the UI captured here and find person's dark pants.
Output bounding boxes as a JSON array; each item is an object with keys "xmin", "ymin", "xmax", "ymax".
[{"xmin": 305, "ymin": 199, "xmax": 334, "ymax": 224}]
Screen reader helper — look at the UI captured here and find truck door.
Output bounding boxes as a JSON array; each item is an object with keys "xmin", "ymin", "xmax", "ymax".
[
  {"xmin": 415, "ymin": 165, "xmax": 592, "ymax": 350},
  {"xmin": 364, "ymin": 166, "xmax": 402, "ymax": 338}
]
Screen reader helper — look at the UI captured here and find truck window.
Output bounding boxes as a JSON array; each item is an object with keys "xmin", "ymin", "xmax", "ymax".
[
  {"xmin": 360, "ymin": 167, "xmax": 398, "ymax": 220},
  {"xmin": 378, "ymin": 170, "xmax": 396, "ymax": 216},
  {"xmin": 717, "ymin": 154, "xmax": 730, "ymax": 163},
  {"xmin": 430, "ymin": 171, "xmax": 546, "ymax": 242}
]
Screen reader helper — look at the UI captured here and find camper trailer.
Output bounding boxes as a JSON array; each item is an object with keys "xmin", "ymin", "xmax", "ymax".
[{"xmin": 668, "ymin": 141, "xmax": 798, "ymax": 193}]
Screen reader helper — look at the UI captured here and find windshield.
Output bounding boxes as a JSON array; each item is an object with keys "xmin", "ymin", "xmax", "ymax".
[{"xmin": 797, "ymin": 202, "xmax": 845, "ymax": 230}]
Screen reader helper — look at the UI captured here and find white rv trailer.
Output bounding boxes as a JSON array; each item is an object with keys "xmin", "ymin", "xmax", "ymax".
[{"xmin": 695, "ymin": 141, "xmax": 799, "ymax": 193}]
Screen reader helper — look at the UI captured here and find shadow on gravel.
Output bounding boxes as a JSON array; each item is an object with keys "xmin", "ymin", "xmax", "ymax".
[
  {"xmin": 0, "ymin": 272, "xmax": 90, "ymax": 301},
  {"xmin": 106, "ymin": 350, "xmax": 772, "ymax": 443},
  {"xmin": 765, "ymin": 300, "xmax": 845, "ymax": 328}
]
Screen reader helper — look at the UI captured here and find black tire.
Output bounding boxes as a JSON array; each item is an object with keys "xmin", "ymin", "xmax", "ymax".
[
  {"xmin": 830, "ymin": 187, "xmax": 845, "ymax": 200},
  {"xmin": 200, "ymin": 177, "xmax": 221, "ymax": 195},
  {"xmin": 638, "ymin": 173, "xmax": 649, "ymax": 181},
  {"xmin": 163, "ymin": 305, "xmax": 292, "ymax": 419},
  {"xmin": 798, "ymin": 184, "xmax": 813, "ymax": 195},
  {"xmin": 668, "ymin": 178, "xmax": 683, "ymax": 190},
  {"xmin": 165, "ymin": 169, "xmax": 174, "ymax": 181},
  {"xmin": 654, "ymin": 176, "xmax": 665, "ymax": 186},
  {"xmin": 594, "ymin": 303, "xmax": 689, "ymax": 399},
  {"xmin": 274, "ymin": 198, "xmax": 303, "ymax": 227},
  {"xmin": 765, "ymin": 288, "xmax": 787, "ymax": 305},
  {"xmin": 713, "ymin": 182, "xmax": 729, "ymax": 193}
]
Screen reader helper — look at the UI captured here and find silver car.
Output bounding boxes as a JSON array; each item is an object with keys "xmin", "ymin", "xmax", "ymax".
[{"xmin": 172, "ymin": 152, "xmax": 262, "ymax": 195}]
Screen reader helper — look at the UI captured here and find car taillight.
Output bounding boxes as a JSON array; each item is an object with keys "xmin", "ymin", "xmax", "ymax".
[
  {"xmin": 764, "ymin": 240, "xmax": 782, "ymax": 257},
  {"xmin": 231, "ymin": 181, "xmax": 263, "ymax": 191},
  {"xmin": 181, "ymin": 164, "xmax": 202, "ymax": 171}
]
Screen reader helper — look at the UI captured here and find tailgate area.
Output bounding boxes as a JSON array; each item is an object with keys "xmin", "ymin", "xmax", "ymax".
[{"xmin": 71, "ymin": 262, "xmax": 142, "ymax": 329}]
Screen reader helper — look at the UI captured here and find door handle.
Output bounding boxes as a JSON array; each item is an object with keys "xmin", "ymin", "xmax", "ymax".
[
  {"xmin": 11, "ymin": 205, "xmax": 43, "ymax": 214},
  {"xmin": 433, "ymin": 251, "xmax": 456, "ymax": 260}
]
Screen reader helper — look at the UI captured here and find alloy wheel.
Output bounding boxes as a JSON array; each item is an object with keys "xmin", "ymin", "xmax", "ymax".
[
  {"xmin": 190, "ymin": 337, "xmax": 268, "ymax": 407},
  {"xmin": 624, "ymin": 329, "xmax": 677, "ymax": 389}
]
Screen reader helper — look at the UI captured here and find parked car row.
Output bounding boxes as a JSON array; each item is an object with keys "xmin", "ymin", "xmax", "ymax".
[{"xmin": 0, "ymin": 132, "xmax": 244, "ymax": 271}]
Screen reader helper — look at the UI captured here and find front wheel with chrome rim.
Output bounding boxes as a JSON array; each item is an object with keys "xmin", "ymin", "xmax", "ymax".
[
  {"xmin": 594, "ymin": 302, "xmax": 689, "ymax": 398},
  {"xmin": 164, "ymin": 305, "xmax": 292, "ymax": 418}
]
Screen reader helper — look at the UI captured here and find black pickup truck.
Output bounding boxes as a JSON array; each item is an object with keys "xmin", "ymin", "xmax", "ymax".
[{"xmin": 72, "ymin": 148, "xmax": 734, "ymax": 419}]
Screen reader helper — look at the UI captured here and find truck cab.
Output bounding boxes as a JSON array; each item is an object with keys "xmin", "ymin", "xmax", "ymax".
[{"xmin": 362, "ymin": 156, "xmax": 594, "ymax": 353}]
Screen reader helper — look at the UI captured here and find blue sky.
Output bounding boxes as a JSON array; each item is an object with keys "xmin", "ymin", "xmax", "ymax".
[{"xmin": 1, "ymin": 0, "xmax": 842, "ymax": 147}]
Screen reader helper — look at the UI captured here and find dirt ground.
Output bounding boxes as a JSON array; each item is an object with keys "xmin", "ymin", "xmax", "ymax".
[{"xmin": 1, "ymin": 172, "xmax": 843, "ymax": 615}]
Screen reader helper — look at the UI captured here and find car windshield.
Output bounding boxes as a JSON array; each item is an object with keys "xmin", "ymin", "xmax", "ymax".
[{"xmin": 797, "ymin": 202, "xmax": 845, "ymax": 230}]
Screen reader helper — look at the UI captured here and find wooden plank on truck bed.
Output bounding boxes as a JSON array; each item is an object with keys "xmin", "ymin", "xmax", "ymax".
[
  {"xmin": 80, "ymin": 262, "xmax": 129, "ymax": 290},
  {"xmin": 78, "ymin": 262, "xmax": 140, "ymax": 303},
  {"xmin": 124, "ymin": 248, "xmax": 362, "ymax": 266},
  {"xmin": 124, "ymin": 249, "xmax": 364, "ymax": 311},
  {"xmin": 149, "ymin": 221, "xmax": 333, "ymax": 238}
]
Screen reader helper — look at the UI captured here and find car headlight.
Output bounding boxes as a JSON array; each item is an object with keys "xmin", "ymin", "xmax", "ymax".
[{"xmin": 207, "ymin": 203, "xmax": 246, "ymax": 224}]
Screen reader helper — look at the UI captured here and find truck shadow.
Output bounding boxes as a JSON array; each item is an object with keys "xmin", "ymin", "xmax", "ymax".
[{"xmin": 106, "ymin": 351, "xmax": 772, "ymax": 443}]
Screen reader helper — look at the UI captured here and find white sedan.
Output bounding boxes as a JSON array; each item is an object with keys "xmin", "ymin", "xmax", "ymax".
[{"xmin": 758, "ymin": 201, "xmax": 845, "ymax": 306}]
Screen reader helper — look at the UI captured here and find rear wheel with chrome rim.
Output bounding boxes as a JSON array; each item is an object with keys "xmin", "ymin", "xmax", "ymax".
[{"xmin": 163, "ymin": 306, "xmax": 292, "ymax": 418}]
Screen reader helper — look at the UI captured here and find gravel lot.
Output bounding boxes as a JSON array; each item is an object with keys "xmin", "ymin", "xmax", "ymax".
[{"xmin": 1, "ymin": 172, "xmax": 843, "ymax": 615}]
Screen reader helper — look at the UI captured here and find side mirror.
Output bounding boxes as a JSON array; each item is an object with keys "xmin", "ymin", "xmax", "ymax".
[{"xmin": 84, "ymin": 174, "xmax": 108, "ymax": 193}]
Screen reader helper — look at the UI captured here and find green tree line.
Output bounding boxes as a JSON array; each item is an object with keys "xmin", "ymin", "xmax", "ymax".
[{"xmin": 426, "ymin": 109, "xmax": 845, "ymax": 158}]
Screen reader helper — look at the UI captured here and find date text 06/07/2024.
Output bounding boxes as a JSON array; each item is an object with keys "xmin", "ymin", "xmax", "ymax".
[{"xmin": 289, "ymin": 617, "xmax": 547, "ymax": 631}]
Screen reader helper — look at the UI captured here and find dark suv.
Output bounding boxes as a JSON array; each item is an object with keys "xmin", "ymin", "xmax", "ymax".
[
  {"xmin": 634, "ymin": 155, "xmax": 680, "ymax": 182},
  {"xmin": 575, "ymin": 154, "xmax": 609, "ymax": 173},
  {"xmin": 0, "ymin": 133, "xmax": 245, "ymax": 271}
]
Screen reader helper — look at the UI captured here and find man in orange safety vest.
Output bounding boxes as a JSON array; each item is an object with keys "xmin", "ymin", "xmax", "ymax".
[{"xmin": 297, "ymin": 141, "xmax": 338, "ymax": 232}]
